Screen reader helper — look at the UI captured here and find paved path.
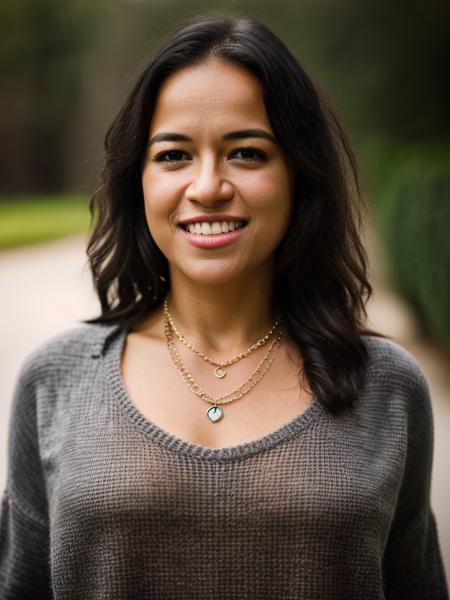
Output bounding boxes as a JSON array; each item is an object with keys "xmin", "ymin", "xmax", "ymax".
[
  {"xmin": 1, "ymin": 233, "xmax": 449, "ymax": 577},
  {"xmin": 0, "ymin": 235, "xmax": 99, "ymax": 489}
]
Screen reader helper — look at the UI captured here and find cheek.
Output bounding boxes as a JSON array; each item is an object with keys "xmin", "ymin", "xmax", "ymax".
[
  {"xmin": 142, "ymin": 173, "xmax": 179, "ymax": 230},
  {"xmin": 143, "ymin": 200, "xmax": 154, "ymax": 232},
  {"xmin": 143, "ymin": 200, "xmax": 171, "ymax": 250},
  {"xmin": 141, "ymin": 194, "xmax": 169, "ymax": 250},
  {"xmin": 245, "ymin": 169, "xmax": 292, "ymax": 227}
]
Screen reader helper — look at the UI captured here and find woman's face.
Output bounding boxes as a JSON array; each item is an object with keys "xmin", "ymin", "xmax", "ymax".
[{"xmin": 141, "ymin": 60, "xmax": 293, "ymax": 288}]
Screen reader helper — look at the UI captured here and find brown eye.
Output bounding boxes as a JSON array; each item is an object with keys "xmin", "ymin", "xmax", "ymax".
[
  {"xmin": 231, "ymin": 147, "xmax": 267, "ymax": 161},
  {"xmin": 154, "ymin": 150, "xmax": 191, "ymax": 162}
]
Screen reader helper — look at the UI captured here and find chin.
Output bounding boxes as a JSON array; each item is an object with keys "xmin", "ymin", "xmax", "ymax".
[
  {"xmin": 188, "ymin": 273, "xmax": 243, "ymax": 288},
  {"xmin": 175, "ymin": 263, "xmax": 250, "ymax": 288}
]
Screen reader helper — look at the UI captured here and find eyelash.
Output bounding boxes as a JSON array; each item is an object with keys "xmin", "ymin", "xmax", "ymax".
[
  {"xmin": 152, "ymin": 146, "xmax": 267, "ymax": 163},
  {"xmin": 153, "ymin": 150, "xmax": 190, "ymax": 163},
  {"xmin": 232, "ymin": 147, "xmax": 267, "ymax": 161}
]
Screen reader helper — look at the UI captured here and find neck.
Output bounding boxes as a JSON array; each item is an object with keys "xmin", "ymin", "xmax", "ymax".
[{"xmin": 165, "ymin": 275, "xmax": 278, "ymax": 357}]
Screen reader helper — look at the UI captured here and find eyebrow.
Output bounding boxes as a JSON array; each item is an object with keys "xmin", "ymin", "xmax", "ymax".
[{"xmin": 147, "ymin": 129, "xmax": 277, "ymax": 146}]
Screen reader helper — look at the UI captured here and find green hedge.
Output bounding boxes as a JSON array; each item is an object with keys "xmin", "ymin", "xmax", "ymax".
[
  {"xmin": 368, "ymin": 146, "xmax": 450, "ymax": 351},
  {"xmin": 0, "ymin": 196, "xmax": 91, "ymax": 250}
]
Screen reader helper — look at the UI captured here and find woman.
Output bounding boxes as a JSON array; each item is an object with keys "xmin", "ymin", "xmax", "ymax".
[{"xmin": 0, "ymin": 13, "xmax": 448, "ymax": 600}]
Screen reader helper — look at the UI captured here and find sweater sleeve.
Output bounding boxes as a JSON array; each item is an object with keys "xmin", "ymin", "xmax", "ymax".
[
  {"xmin": 382, "ymin": 364, "xmax": 449, "ymax": 599},
  {"xmin": 0, "ymin": 352, "xmax": 53, "ymax": 599}
]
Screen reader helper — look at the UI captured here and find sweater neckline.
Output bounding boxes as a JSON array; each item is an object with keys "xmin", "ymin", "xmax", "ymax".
[{"xmin": 104, "ymin": 325, "xmax": 324, "ymax": 462}]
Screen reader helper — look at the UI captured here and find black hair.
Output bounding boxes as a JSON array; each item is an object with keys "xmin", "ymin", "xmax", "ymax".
[{"xmin": 86, "ymin": 13, "xmax": 382, "ymax": 414}]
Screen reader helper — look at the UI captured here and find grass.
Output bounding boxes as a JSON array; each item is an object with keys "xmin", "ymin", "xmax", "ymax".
[{"xmin": 0, "ymin": 196, "xmax": 92, "ymax": 250}]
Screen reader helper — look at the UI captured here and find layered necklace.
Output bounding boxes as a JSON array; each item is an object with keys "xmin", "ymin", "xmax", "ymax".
[{"xmin": 163, "ymin": 297, "xmax": 283, "ymax": 423}]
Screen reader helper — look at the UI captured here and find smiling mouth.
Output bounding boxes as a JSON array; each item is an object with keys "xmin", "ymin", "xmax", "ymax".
[{"xmin": 178, "ymin": 221, "xmax": 248, "ymax": 235}]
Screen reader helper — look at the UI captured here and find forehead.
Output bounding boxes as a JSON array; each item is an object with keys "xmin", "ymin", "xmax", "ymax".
[{"xmin": 150, "ymin": 60, "xmax": 272, "ymax": 133}]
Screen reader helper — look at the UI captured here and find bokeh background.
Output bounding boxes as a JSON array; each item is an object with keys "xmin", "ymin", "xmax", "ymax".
[{"xmin": 1, "ymin": 0, "xmax": 449, "ymax": 578}]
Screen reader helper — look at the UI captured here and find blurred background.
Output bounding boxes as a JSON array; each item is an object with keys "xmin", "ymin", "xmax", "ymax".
[{"xmin": 1, "ymin": 0, "xmax": 449, "ymax": 577}]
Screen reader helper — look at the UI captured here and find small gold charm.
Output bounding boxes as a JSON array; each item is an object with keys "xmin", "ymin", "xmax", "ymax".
[{"xmin": 213, "ymin": 366, "xmax": 226, "ymax": 378}]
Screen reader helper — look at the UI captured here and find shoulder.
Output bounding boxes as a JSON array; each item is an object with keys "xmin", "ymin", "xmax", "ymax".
[
  {"xmin": 15, "ymin": 323, "xmax": 122, "ymax": 390},
  {"xmin": 361, "ymin": 334, "xmax": 428, "ymax": 392},
  {"xmin": 358, "ymin": 334, "xmax": 431, "ymax": 424}
]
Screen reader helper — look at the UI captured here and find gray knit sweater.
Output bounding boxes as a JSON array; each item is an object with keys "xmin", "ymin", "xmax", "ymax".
[{"xmin": 0, "ymin": 323, "xmax": 448, "ymax": 599}]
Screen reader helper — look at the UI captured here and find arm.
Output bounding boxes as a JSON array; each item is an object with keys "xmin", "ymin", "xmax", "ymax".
[
  {"xmin": 0, "ymin": 354, "xmax": 53, "ymax": 599},
  {"xmin": 383, "ymin": 367, "xmax": 448, "ymax": 599}
]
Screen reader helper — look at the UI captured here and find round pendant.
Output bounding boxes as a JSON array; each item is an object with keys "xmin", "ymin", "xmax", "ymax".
[
  {"xmin": 207, "ymin": 405, "xmax": 224, "ymax": 423},
  {"xmin": 214, "ymin": 366, "xmax": 226, "ymax": 378}
]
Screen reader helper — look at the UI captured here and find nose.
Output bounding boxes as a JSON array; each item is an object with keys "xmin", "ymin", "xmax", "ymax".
[{"xmin": 185, "ymin": 156, "xmax": 234, "ymax": 205}]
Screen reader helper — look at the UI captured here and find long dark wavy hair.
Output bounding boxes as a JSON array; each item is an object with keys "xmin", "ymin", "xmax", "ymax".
[{"xmin": 86, "ymin": 13, "xmax": 383, "ymax": 414}]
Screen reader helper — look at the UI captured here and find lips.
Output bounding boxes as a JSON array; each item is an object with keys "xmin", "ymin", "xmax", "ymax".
[{"xmin": 178, "ymin": 221, "xmax": 248, "ymax": 249}]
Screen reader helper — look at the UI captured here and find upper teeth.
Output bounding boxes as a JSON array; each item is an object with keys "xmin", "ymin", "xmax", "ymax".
[{"xmin": 183, "ymin": 221, "xmax": 245, "ymax": 235}]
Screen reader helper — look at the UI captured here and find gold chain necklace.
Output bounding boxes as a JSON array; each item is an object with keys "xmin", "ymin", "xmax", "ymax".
[
  {"xmin": 164, "ymin": 316, "xmax": 283, "ymax": 423},
  {"xmin": 163, "ymin": 297, "xmax": 281, "ymax": 379}
]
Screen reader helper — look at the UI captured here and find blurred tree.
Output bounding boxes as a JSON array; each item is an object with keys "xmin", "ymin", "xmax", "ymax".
[
  {"xmin": 303, "ymin": 0, "xmax": 450, "ymax": 142},
  {"xmin": 0, "ymin": 0, "xmax": 101, "ymax": 193}
]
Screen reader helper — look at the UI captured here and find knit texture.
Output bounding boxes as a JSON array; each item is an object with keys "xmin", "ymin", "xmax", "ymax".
[{"xmin": 0, "ymin": 324, "xmax": 448, "ymax": 599}]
